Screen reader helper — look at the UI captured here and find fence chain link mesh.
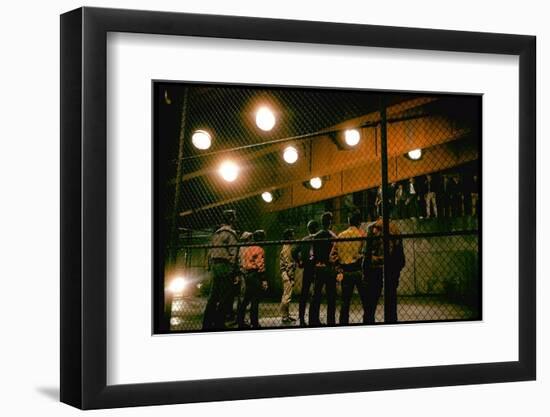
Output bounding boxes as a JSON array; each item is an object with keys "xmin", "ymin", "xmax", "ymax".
[{"xmin": 156, "ymin": 83, "xmax": 481, "ymax": 333}]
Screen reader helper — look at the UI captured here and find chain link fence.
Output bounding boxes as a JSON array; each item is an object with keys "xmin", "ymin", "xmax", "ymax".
[{"xmin": 154, "ymin": 82, "xmax": 481, "ymax": 333}]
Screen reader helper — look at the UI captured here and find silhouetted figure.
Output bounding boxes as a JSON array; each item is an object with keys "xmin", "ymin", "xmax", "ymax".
[
  {"xmin": 203, "ymin": 210, "xmax": 239, "ymax": 330},
  {"xmin": 296, "ymin": 220, "xmax": 320, "ymax": 326},
  {"xmin": 384, "ymin": 221, "xmax": 406, "ymax": 323},
  {"xmin": 405, "ymin": 178, "xmax": 420, "ymax": 218},
  {"xmin": 466, "ymin": 174, "xmax": 479, "ymax": 216},
  {"xmin": 424, "ymin": 174, "xmax": 439, "ymax": 218},
  {"xmin": 363, "ymin": 220, "xmax": 384, "ymax": 324},
  {"xmin": 450, "ymin": 174, "xmax": 465, "ymax": 217},
  {"xmin": 394, "ymin": 184, "xmax": 406, "ymax": 219},
  {"xmin": 361, "ymin": 217, "xmax": 408, "ymax": 324},
  {"xmin": 441, "ymin": 175, "xmax": 452, "ymax": 217},
  {"xmin": 309, "ymin": 212, "xmax": 337, "ymax": 326}
]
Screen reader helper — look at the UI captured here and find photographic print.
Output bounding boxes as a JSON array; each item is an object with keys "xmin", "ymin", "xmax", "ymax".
[{"xmin": 153, "ymin": 82, "xmax": 482, "ymax": 334}]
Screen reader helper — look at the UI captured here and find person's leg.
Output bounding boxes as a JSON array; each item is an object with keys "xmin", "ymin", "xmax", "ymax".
[
  {"xmin": 249, "ymin": 272, "xmax": 261, "ymax": 328},
  {"xmin": 280, "ymin": 277, "xmax": 293, "ymax": 321},
  {"xmin": 214, "ymin": 269, "xmax": 233, "ymax": 329},
  {"xmin": 234, "ymin": 275, "xmax": 244, "ymax": 320},
  {"xmin": 225, "ymin": 279, "xmax": 239, "ymax": 321},
  {"xmin": 384, "ymin": 270, "xmax": 400, "ymax": 323},
  {"xmin": 309, "ymin": 269, "xmax": 323, "ymax": 326},
  {"xmin": 425, "ymin": 194, "xmax": 431, "ymax": 218},
  {"xmin": 299, "ymin": 266, "xmax": 313, "ymax": 325},
  {"xmin": 471, "ymin": 192, "xmax": 478, "ymax": 216},
  {"xmin": 442, "ymin": 195, "xmax": 449, "ymax": 217},
  {"xmin": 202, "ymin": 265, "xmax": 222, "ymax": 329},
  {"xmin": 339, "ymin": 272, "xmax": 354, "ymax": 324},
  {"xmin": 364, "ymin": 268, "xmax": 383, "ymax": 324},
  {"xmin": 237, "ymin": 272, "xmax": 252, "ymax": 327},
  {"xmin": 355, "ymin": 271, "xmax": 369, "ymax": 323},
  {"xmin": 432, "ymin": 192, "xmax": 438, "ymax": 218},
  {"xmin": 325, "ymin": 268, "xmax": 337, "ymax": 325}
]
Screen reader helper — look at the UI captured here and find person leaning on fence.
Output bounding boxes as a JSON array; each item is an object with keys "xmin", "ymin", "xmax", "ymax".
[
  {"xmin": 202, "ymin": 209, "xmax": 239, "ymax": 330},
  {"xmin": 330, "ymin": 210, "xmax": 368, "ymax": 324},
  {"xmin": 237, "ymin": 230, "xmax": 268, "ymax": 329},
  {"xmin": 309, "ymin": 212, "xmax": 337, "ymax": 326},
  {"xmin": 295, "ymin": 220, "xmax": 320, "ymax": 326},
  {"xmin": 279, "ymin": 229, "xmax": 298, "ymax": 324}
]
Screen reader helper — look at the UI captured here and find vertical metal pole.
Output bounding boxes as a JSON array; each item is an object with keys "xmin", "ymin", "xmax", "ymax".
[
  {"xmin": 165, "ymin": 88, "xmax": 189, "ymax": 331},
  {"xmin": 379, "ymin": 97, "xmax": 391, "ymax": 322},
  {"xmin": 168, "ymin": 87, "xmax": 189, "ymax": 266}
]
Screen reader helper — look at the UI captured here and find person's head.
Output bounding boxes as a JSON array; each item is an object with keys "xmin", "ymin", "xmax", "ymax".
[
  {"xmin": 371, "ymin": 221, "xmax": 383, "ymax": 236},
  {"xmin": 307, "ymin": 220, "xmax": 319, "ymax": 235},
  {"xmin": 283, "ymin": 228, "xmax": 295, "ymax": 241},
  {"xmin": 426, "ymin": 174, "xmax": 432, "ymax": 181},
  {"xmin": 240, "ymin": 231, "xmax": 253, "ymax": 242},
  {"xmin": 222, "ymin": 209, "xmax": 236, "ymax": 226},
  {"xmin": 398, "ymin": 184, "xmax": 403, "ymax": 190},
  {"xmin": 473, "ymin": 174, "xmax": 478, "ymax": 182},
  {"xmin": 321, "ymin": 212, "xmax": 333, "ymax": 230},
  {"xmin": 348, "ymin": 210, "xmax": 361, "ymax": 228},
  {"xmin": 390, "ymin": 182, "xmax": 396, "ymax": 188},
  {"xmin": 409, "ymin": 177, "xmax": 415, "ymax": 184},
  {"xmin": 253, "ymin": 229, "xmax": 266, "ymax": 242}
]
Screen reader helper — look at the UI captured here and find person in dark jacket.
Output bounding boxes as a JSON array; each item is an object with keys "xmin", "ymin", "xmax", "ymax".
[
  {"xmin": 295, "ymin": 220, "xmax": 320, "ymax": 326},
  {"xmin": 309, "ymin": 212, "xmax": 337, "ymax": 326}
]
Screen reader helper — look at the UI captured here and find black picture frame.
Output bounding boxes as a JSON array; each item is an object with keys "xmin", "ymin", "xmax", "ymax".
[{"xmin": 60, "ymin": 6, "xmax": 536, "ymax": 410}]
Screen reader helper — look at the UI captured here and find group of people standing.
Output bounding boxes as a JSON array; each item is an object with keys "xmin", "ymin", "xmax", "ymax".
[
  {"xmin": 202, "ymin": 208, "xmax": 406, "ymax": 331},
  {"xmin": 374, "ymin": 172, "xmax": 479, "ymax": 220}
]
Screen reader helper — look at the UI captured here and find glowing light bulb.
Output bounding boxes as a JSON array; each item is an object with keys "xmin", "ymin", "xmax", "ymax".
[
  {"xmin": 218, "ymin": 160, "xmax": 239, "ymax": 182},
  {"xmin": 344, "ymin": 129, "xmax": 361, "ymax": 147},
  {"xmin": 407, "ymin": 148, "xmax": 422, "ymax": 160},
  {"xmin": 309, "ymin": 177, "xmax": 323, "ymax": 189},
  {"xmin": 255, "ymin": 106, "xmax": 276, "ymax": 131},
  {"xmin": 283, "ymin": 146, "xmax": 299, "ymax": 164},
  {"xmin": 261, "ymin": 191, "xmax": 274, "ymax": 203},
  {"xmin": 191, "ymin": 130, "xmax": 212, "ymax": 150}
]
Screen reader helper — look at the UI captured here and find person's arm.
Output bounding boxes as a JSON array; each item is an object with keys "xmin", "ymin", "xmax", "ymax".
[
  {"xmin": 259, "ymin": 248, "xmax": 268, "ymax": 289},
  {"xmin": 330, "ymin": 242, "xmax": 339, "ymax": 267},
  {"xmin": 280, "ymin": 248, "xmax": 290, "ymax": 280},
  {"xmin": 362, "ymin": 235, "xmax": 372, "ymax": 271},
  {"xmin": 226, "ymin": 231, "xmax": 239, "ymax": 265},
  {"xmin": 257, "ymin": 247, "xmax": 265, "ymax": 273}
]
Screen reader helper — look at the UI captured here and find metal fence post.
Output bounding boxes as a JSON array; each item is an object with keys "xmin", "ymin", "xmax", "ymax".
[
  {"xmin": 168, "ymin": 88, "xmax": 189, "ymax": 266},
  {"xmin": 379, "ymin": 97, "xmax": 391, "ymax": 322}
]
